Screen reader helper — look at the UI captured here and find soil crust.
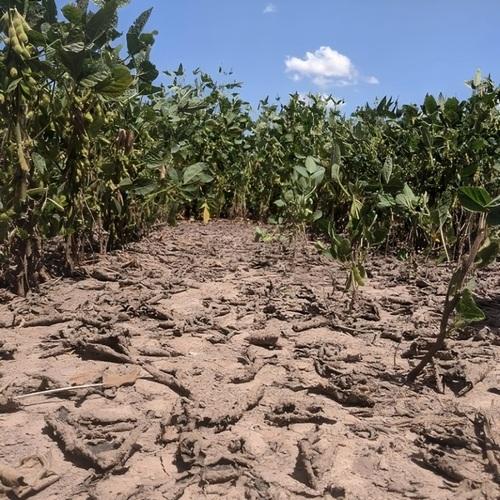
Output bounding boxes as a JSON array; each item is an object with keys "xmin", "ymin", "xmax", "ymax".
[{"xmin": 0, "ymin": 220, "xmax": 499, "ymax": 499}]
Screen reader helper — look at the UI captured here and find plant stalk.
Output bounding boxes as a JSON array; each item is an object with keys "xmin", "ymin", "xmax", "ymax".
[{"xmin": 406, "ymin": 213, "xmax": 487, "ymax": 383}]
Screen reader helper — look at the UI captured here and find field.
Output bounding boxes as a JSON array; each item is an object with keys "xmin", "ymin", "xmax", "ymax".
[
  {"xmin": 0, "ymin": 221, "xmax": 499, "ymax": 499},
  {"xmin": 0, "ymin": 1, "xmax": 500, "ymax": 499}
]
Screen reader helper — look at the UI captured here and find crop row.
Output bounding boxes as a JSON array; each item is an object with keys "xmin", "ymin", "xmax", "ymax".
[{"xmin": 0, "ymin": 0, "xmax": 499, "ymax": 298}]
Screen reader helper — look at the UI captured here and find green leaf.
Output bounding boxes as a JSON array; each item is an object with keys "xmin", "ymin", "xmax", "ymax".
[
  {"xmin": 352, "ymin": 263, "xmax": 365, "ymax": 287},
  {"xmin": 312, "ymin": 210, "xmax": 323, "ymax": 222},
  {"xmin": 381, "ymin": 157, "xmax": 393, "ymax": 184},
  {"xmin": 424, "ymin": 94, "xmax": 438, "ymax": 115},
  {"xmin": 86, "ymin": 0, "xmax": 118, "ymax": 42},
  {"xmin": 305, "ymin": 156, "xmax": 317, "ymax": 174},
  {"xmin": 310, "ymin": 167, "xmax": 325, "ymax": 186},
  {"xmin": 378, "ymin": 193, "xmax": 395, "ymax": 208},
  {"xmin": 369, "ymin": 226, "xmax": 390, "ymax": 246},
  {"xmin": 198, "ymin": 173, "xmax": 213, "ymax": 184},
  {"xmin": 80, "ymin": 69, "xmax": 111, "ymax": 88},
  {"xmin": 475, "ymin": 239, "xmax": 499, "ymax": 269},
  {"xmin": 436, "ymin": 195, "xmax": 452, "ymax": 225},
  {"xmin": 174, "ymin": 63, "xmax": 184, "ymax": 76},
  {"xmin": 42, "ymin": 0, "xmax": 58, "ymax": 23},
  {"xmin": 138, "ymin": 60, "xmax": 159, "ymax": 83},
  {"xmin": 487, "ymin": 194, "xmax": 500, "ymax": 208},
  {"xmin": 443, "ymin": 97, "xmax": 460, "ymax": 123},
  {"xmin": 456, "ymin": 289, "xmax": 485, "ymax": 324},
  {"xmin": 0, "ymin": 214, "xmax": 11, "ymax": 242},
  {"xmin": 95, "ymin": 65, "xmax": 133, "ymax": 97},
  {"xmin": 350, "ymin": 196, "xmax": 362, "ymax": 220},
  {"xmin": 294, "ymin": 165, "xmax": 309, "ymax": 178},
  {"xmin": 62, "ymin": 4, "xmax": 84, "ymax": 24},
  {"xmin": 119, "ymin": 177, "xmax": 133, "ymax": 188},
  {"xmin": 395, "ymin": 184, "xmax": 418, "ymax": 211},
  {"xmin": 183, "ymin": 162, "xmax": 207, "ymax": 185},
  {"xmin": 458, "ymin": 186, "xmax": 492, "ymax": 212},
  {"xmin": 331, "ymin": 143, "xmax": 342, "ymax": 165},
  {"xmin": 487, "ymin": 205, "xmax": 500, "ymax": 226},
  {"xmin": 255, "ymin": 227, "xmax": 272, "ymax": 242},
  {"xmin": 328, "ymin": 228, "xmax": 352, "ymax": 262},
  {"xmin": 32, "ymin": 153, "xmax": 46, "ymax": 174},
  {"xmin": 127, "ymin": 8, "xmax": 153, "ymax": 56},
  {"xmin": 6, "ymin": 78, "xmax": 22, "ymax": 93},
  {"xmin": 27, "ymin": 30, "xmax": 46, "ymax": 46},
  {"xmin": 132, "ymin": 182, "xmax": 157, "ymax": 196},
  {"xmin": 331, "ymin": 163, "xmax": 342, "ymax": 183},
  {"xmin": 59, "ymin": 49, "xmax": 85, "ymax": 80}
]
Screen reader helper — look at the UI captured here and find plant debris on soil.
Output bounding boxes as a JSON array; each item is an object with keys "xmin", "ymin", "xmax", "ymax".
[{"xmin": 0, "ymin": 220, "xmax": 499, "ymax": 499}]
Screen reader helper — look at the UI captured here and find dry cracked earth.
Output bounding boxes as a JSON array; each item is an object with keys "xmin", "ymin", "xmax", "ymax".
[{"xmin": 0, "ymin": 220, "xmax": 499, "ymax": 499}]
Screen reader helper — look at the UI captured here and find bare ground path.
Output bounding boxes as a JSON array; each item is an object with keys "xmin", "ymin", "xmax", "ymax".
[{"xmin": 0, "ymin": 220, "xmax": 498, "ymax": 499}]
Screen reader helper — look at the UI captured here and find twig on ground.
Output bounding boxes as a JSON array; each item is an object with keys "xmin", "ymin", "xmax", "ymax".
[{"xmin": 14, "ymin": 384, "xmax": 105, "ymax": 400}]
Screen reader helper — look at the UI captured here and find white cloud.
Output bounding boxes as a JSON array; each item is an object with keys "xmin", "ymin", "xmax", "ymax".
[
  {"xmin": 365, "ymin": 75, "xmax": 380, "ymax": 85},
  {"xmin": 263, "ymin": 3, "xmax": 277, "ymax": 14},
  {"xmin": 285, "ymin": 46, "xmax": 379, "ymax": 87}
]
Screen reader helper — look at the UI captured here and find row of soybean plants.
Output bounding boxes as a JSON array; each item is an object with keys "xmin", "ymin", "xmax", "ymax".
[{"xmin": 0, "ymin": 1, "xmax": 499, "ymax": 296}]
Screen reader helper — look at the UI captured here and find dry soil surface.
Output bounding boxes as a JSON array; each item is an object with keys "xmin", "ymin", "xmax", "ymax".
[{"xmin": 0, "ymin": 220, "xmax": 499, "ymax": 500}]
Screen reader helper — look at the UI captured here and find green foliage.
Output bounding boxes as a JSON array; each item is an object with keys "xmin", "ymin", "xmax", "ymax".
[
  {"xmin": 0, "ymin": 1, "xmax": 499, "ymax": 298},
  {"xmin": 476, "ymin": 238, "xmax": 500, "ymax": 269},
  {"xmin": 450, "ymin": 186, "xmax": 500, "ymax": 321},
  {"xmin": 254, "ymin": 227, "xmax": 273, "ymax": 243},
  {"xmin": 0, "ymin": 1, "xmax": 211, "ymax": 293},
  {"xmin": 458, "ymin": 187, "xmax": 494, "ymax": 212},
  {"xmin": 273, "ymin": 156, "xmax": 325, "ymax": 234},
  {"xmin": 456, "ymin": 288, "xmax": 486, "ymax": 325}
]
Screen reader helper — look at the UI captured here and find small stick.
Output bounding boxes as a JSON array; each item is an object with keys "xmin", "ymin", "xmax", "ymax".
[
  {"xmin": 393, "ymin": 343, "xmax": 401, "ymax": 368},
  {"xmin": 14, "ymin": 383, "xmax": 104, "ymax": 400}
]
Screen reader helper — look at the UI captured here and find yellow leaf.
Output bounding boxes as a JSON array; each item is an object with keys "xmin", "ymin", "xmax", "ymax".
[{"xmin": 202, "ymin": 204, "xmax": 210, "ymax": 225}]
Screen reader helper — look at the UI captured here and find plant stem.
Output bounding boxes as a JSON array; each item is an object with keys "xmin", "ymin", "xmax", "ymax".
[
  {"xmin": 406, "ymin": 214, "xmax": 487, "ymax": 383},
  {"xmin": 439, "ymin": 223, "xmax": 451, "ymax": 263}
]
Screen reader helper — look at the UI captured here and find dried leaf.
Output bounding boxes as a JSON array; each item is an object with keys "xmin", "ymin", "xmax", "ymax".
[
  {"xmin": 102, "ymin": 366, "xmax": 141, "ymax": 388},
  {"xmin": 202, "ymin": 202, "xmax": 210, "ymax": 224},
  {"xmin": 69, "ymin": 367, "xmax": 103, "ymax": 386}
]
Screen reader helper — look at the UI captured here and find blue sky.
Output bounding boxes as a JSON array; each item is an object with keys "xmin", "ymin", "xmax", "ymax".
[{"xmin": 113, "ymin": 1, "xmax": 498, "ymax": 112}]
